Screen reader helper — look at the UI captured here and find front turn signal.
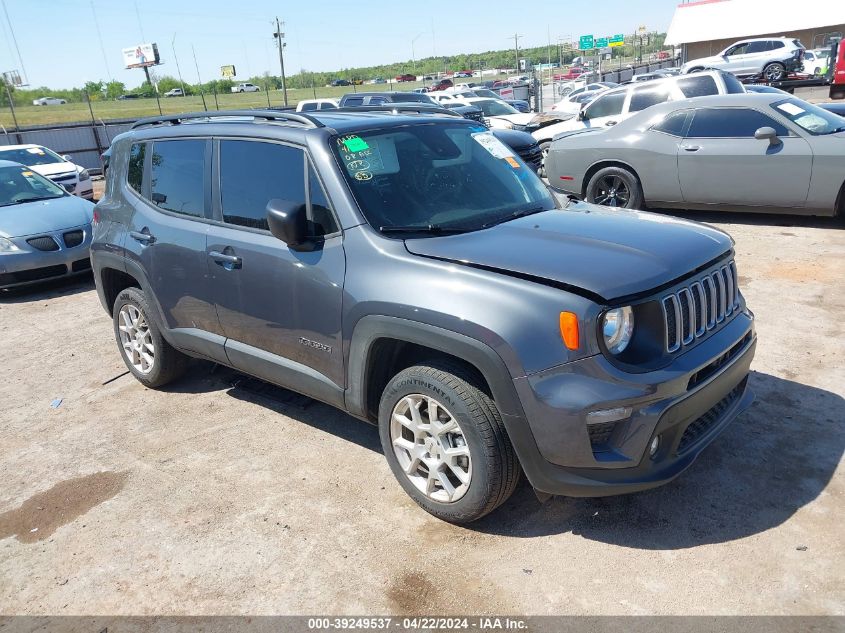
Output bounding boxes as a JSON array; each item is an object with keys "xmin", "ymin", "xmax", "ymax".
[{"xmin": 559, "ymin": 312, "xmax": 579, "ymax": 350}]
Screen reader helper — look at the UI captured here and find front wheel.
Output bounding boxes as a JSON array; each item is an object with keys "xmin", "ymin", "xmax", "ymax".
[
  {"xmin": 379, "ymin": 363, "xmax": 520, "ymax": 523},
  {"xmin": 763, "ymin": 62, "xmax": 786, "ymax": 82},
  {"xmin": 586, "ymin": 166, "xmax": 644, "ymax": 209},
  {"xmin": 538, "ymin": 141, "xmax": 552, "ymax": 178}
]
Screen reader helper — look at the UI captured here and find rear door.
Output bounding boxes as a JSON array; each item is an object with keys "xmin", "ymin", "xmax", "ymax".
[
  {"xmin": 677, "ymin": 107, "xmax": 813, "ymax": 208},
  {"xmin": 122, "ymin": 138, "xmax": 226, "ymax": 360},
  {"xmin": 206, "ymin": 138, "xmax": 346, "ymax": 402}
]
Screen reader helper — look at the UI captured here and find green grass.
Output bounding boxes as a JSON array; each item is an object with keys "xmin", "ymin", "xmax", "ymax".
[{"xmin": 1, "ymin": 77, "xmax": 513, "ymax": 129}]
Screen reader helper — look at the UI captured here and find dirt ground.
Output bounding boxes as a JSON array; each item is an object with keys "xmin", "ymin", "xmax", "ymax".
[{"xmin": 0, "ymin": 206, "xmax": 843, "ymax": 616}]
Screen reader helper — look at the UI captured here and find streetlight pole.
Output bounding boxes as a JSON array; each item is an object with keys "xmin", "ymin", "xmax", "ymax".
[
  {"xmin": 274, "ymin": 17, "xmax": 288, "ymax": 106},
  {"xmin": 171, "ymin": 33, "xmax": 187, "ymax": 97},
  {"xmin": 411, "ymin": 33, "xmax": 424, "ymax": 75}
]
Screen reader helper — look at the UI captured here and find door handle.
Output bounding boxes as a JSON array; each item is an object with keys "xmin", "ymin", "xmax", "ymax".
[
  {"xmin": 209, "ymin": 250, "xmax": 242, "ymax": 269},
  {"xmin": 129, "ymin": 230, "xmax": 156, "ymax": 244},
  {"xmin": 682, "ymin": 145, "xmax": 701, "ymax": 152}
]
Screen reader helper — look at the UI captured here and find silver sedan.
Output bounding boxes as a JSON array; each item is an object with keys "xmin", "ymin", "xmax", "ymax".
[{"xmin": 546, "ymin": 93, "xmax": 845, "ymax": 216}]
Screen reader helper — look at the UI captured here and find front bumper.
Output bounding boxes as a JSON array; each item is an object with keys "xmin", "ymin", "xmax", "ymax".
[
  {"xmin": 510, "ymin": 310, "xmax": 756, "ymax": 496},
  {"xmin": 0, "ymin": 223, "xmax": 92, "ymax": 289}
]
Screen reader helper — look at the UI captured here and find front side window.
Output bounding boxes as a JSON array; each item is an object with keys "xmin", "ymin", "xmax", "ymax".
[
  {"xmin": 332, "ymin": 122, "xmax": 556, "ymax": 235},
  {"xmin": 128, "ymin": 143, "xmax": 145, "ymax": 194},
  {"xmin": 686, "ymin": 108, "xmax": 790, "ymax": 138},
  {"xmin": 344, "ymin": 97, "xmax": 364, "ymax": 107},
  {"xmin": 584, "ymin": 91, "xmax": 625, "ymax": 119},
  {"xmin": 476, "ymin": 100, "xmax": 519, "ymax": 116},
  {"xmin": 150, "ymin": 139, "xmax": 206, "ymax": 218},
  {"xmin": 677, "ymin": 75, "xmax": 719, "ymax": 98},
  {"xmin": 726, "ymin": 43, "xmax": 749, "ymax": 56}
]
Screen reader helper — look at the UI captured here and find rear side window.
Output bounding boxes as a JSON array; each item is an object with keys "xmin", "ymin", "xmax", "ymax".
[
  {"xmin": 677, "ymin": 75, "xmax": 719, "ymax": 98},
  {"xmin": 722, "ymin": 73, "xmax": 746, "ymax": 94},
  {"xmin": 629, "ymin": 86, "xmax": 671, "ymax": 113},
  {"xmin": 771, "ymin": 41, "xmax": 785, "ymax": 49},
  {"xmin": 746, "ymin": 41, "xmax": 769, "ymax": 54},
  {"xmin": 585, "ymin": 91, "xmax": 625, "ymax": 119},
  {"xmin": 127, "ymin": 143, "xmax": 145, "ymax": 194},
  {"xmin": 299, "ymin": 102, "xmax": 318, "ymax": 112},
  {"xmin": 150, "ymin": 140, "xmax": 206, "ymax": 218},
  {"xmin": 319, "ymin": 102, "xmax": 337, "ymax": 110},
  {"xmin": 652, "ymin": 110, "xmax": 690, "ymax": 136},
  {"xmin": 343, "ymin": 97, "xmax": 364, "ymax": 107},
  {"xmin": 686, "ymin": 108, "xmax": 791, "ymax": 138}
]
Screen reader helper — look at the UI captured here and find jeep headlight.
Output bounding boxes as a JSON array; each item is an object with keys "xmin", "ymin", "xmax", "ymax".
[
  {"xmin": 0, "ymin": 237, "xmax": 20, "ymax": 253},
  {"xmin": 602, "ymin": 306, "xmax": 634, "ymax": 355}
]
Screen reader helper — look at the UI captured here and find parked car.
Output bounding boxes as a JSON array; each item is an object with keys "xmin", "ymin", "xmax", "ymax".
[
  {"xmin": 802, "ymin": 48, "xmax": 830, "ymax": 76},
  {"xmin": 469, "ymin": 88, "xmax": 531, "ymax": 112},
  {"xmin": 0, "ymin": 144, "xmax": 93, "ymax": 200},
  {"xmin": 338, "ymin": 91, "xmax": 435, "ymax": 107},
  {"xmin": 0, "ymin": 160, "xmax": 94, "ymax": 290},
  {"xmin": 461, "ymin": 97, "xmax": 536, "ymax": 130},
  {"xmin": 231, "ymin": 83, "xmax": 260, "ymax": 93},
  {"xmin": 395, "ymin": 74, "xmax": 416, "ymax": 82},
  {"xmin": 681, "ymin": 37, "xmax": 805, "ymax": 82},
  {"xmin": 534, "ymin": 70, "xmax": 746, "ymax": 166},
  {"xmin": 546, "ymin": 93, "xmax": 845, "ymax": 215},
  {"xmin": 549, "ymin": 82, "xmax": 619, "ymax": 113},
  {"xmin": 296, "ymin": 98, "xmax": 339, "ymax": 112},
  {"xmin": 330, "ymin": 79, "xmax": 351, "ymax": 87},
  {"xmin": 32, "ymin": 97, "xmax": 66, "ymax": 106},
  {"xmin": 163, "ymin": 88, "xmax": 184, "ymax": 97},
  {"xmin": 453, "ymin": 71, "xmax": 473, "ymax": 78},
  {"xmin": 554, "ymin": 67, "xmax": 587, "ymax": 81},
  {"xmin": 429, "ymin": 78, "xmax": 454, "ymax": 92},
  {"xmin": 372, "ymin": 78, "xmax": 387, "ymax": 84},
  {"xmin": 91, "ymin": 108, "xmax": 756, "ymax": 522},
  {"xmin": 817, "ymin": 102, "xmax": 845, "ymax": 118},
  {"xmin": 117, "ymin": 94, "xmax": 141, "ymax": 100}
]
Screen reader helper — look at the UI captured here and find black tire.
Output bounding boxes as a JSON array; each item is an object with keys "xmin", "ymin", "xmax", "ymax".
[
  {"xmin": 378, "ymin": 362, "xmax": 520, "ymax": 523},
  {"xmin": 538, "ymin": 141, "xmax": 552, "ymax": 178},
  {"xmin": 686, "ymin": 66, "xmax": 704, "ymax": 74},
  {"xmin": 763, "ymin": 62, "xmax": 786, "ymax": 82},
  {"xmin": 585, "ymin": 166, "xmax": 644, "ymax": 209},
  {"xmin": 112, "ymin": 287, "xmax": 188, "ymax": 388}
]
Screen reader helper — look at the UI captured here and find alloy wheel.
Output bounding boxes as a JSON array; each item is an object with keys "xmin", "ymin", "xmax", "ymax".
[
  {"xmin": 390, "ymin": 394, "xmax": 472, "ymax": 503},
  {"xmin": 594, "ymin": 176, "xmax": 630, "ymax": 207},
  {"xmin": 118, "ymin": 304, "xmax": 155, "ymax": 374}
]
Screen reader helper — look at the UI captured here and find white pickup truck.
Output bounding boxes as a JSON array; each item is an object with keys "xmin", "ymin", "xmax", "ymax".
[{"xmin": 231, "ymin": 83, "xmax": 260, "ymax": 93}]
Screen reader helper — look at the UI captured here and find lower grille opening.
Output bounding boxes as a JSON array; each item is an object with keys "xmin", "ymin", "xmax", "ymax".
[
  {"xmin": 588, "ymin": 420, "xmax": 618, "ymax": 452},
  {"xmin": 72, "ymin": 258, "xmax": 92, "ymax": 272},
  {"xmin": 688, "ymin": 333, "xmax": 752, "ymax": 390},
  {"xmin": 26, "ymin": 236, "xmax": 60, "ymax": 252},
  {"xmin": 677, "ymin": 377, "xmax": 747, "ymax": 454},
  {"xmin": 0, "ymin": 264, "xmax": 67, "ymax": 286}
]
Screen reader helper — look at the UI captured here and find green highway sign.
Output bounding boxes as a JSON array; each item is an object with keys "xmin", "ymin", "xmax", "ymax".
[
  {"xmin": 609, "ymin": 34, "xmax": 624, "ymax": 47},
  {"xmin": 595, "ymin": 37, "xmax": 609, "ymax": 48},
  {"xmin": 579, "ymin": 34, "xmax": 594, "ymax": 50}
]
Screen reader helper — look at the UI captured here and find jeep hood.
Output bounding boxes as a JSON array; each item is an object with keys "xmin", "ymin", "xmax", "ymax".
[{"xmin": 404, "ymin": 202, "xmax": 733, "ymax": 302}]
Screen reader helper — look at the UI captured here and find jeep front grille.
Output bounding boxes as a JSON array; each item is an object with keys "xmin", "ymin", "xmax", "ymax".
[{"xmin": 662, "ymin": 261, "xmax": 740, "ymax": 353}]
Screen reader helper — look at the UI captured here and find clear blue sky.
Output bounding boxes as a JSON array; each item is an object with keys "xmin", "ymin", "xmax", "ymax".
[{"xmin": 0, "ymin": 0, "xmax": 682, "ymax": 89}]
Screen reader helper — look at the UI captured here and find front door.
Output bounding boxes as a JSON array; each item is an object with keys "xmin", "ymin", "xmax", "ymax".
[
  {"xmin": 677, "ymin": 107, "xmax": 813, "ymax": 208},
  {"xmin": 206, "ymin": 138, "xmax": 346, "ymax": 403},
  {"xmin": 122, "ymin": 138, "xmax": 226, "ymax": 359}
]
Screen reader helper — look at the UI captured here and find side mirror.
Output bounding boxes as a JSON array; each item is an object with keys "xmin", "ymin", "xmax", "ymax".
[
  {"xmin": 151, "ymin": 192, "xmax": 167, "ymax": 205},
  {"xmin": 577, "ymin": 109, "xmax": 588, "ymax": 121},
  {"xmin": 754, "ymin": 126, "xmax": 781, "ymax": 146},
  {"xmin": 62, "ymin": 154, "xmax": 72, "ymax": 162},
  {"xmin": 266, "ymin": 198, "xmax": 312, "ymax": 251}
]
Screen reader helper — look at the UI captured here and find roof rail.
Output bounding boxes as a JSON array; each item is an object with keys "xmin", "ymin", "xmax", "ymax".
[
  {"xmin": 332, "ymin": 105, "xmax": 462, "ymax": 117},
  {"xmin": 130, "ymin": 109, "xmax": 324, "ymax": 130}
]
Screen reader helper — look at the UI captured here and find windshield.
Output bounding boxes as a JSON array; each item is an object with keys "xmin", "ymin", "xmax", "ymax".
[
  {"xmin": 771, "ymin": 98, "xmax": 845, "ymax": 135},
  {"xmin": 0, "ymin": 165, "xmax": 66, "ymax": 207},
  {"xmin": 474, "ymin": 99, "xmax": 518, "ymax": 116},
  {"xmin": 0, "ymin": 146, "xmax": 65, "ymax": 167},
  {"xmin": 332, "ymin": 122, "xmax": 556, "ymax": 235},
  {"xmin": 473, "ymin": 89, "xmax": 499, "ymax": 99}
]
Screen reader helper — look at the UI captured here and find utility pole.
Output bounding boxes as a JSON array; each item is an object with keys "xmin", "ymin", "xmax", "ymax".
[
  {"xmin": 274, "ymin": 17, "xmax": 288, "ymax": 106},
  {"xmin": 191, "ymin": 44, "xmax": 208, "ymax": 111},
  {"xmin": 171, "ymin": 33, "xmax": 187, "ymax": 97},
  {"xmin": 2, "ymin": 74, "xmax": 19, "ymax": 131},
  {"xmin": 509, "ymin": 33, "xmax": 522, "ymax": 72}
]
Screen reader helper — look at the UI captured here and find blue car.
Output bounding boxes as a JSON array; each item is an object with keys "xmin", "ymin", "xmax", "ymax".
[{"xmin": 0, "ymin": 160, "xmax": 95, "ymax": 290}]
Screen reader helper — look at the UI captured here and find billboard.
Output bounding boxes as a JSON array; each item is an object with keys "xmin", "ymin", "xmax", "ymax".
[
  {"xmin": 221, "ymin": 64, "xmax": 236, "ymax": 79},
  {"xmin": 122, "ymin": 43, "xmax": 160, "ymax": 69}
]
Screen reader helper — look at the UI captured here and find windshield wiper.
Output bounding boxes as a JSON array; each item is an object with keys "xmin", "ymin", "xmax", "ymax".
[
  {"xmin": 481, "ymin": 205, "xmax": 548, "ymax": 229},
  {"xmin": 379, "ymin": 224, "xmax": 470, "ymax": 235}
]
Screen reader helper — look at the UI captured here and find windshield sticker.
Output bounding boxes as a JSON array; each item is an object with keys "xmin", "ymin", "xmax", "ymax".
[
  {"xmin": 342, "ymin": 136, "xmax": 369, "ymax": 152},
  {"xmin": 504, "ymin": 156, "xmax": 520, "ymax": 169},
  {"xmin": 353, "ymin": 171, "xmax": 373, "ymax": 181},
  {"xmin": 776, "ymin": 102, "xmax": 806, "ymax": 116},
  {"xmin": 471, "ymin": 131, "xmax": 515, "ymax": 160},
  {"xmin": 27, "ymin": 148, "xmax": 45, "ymax": 155},
  {"xmin": 21, "ymin": 171, "xmax": 34, "ymax": 176}
]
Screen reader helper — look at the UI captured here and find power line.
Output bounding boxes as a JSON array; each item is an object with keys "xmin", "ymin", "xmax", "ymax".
[
  {"xmin": 90, "ymin": 0, "xmax": 112, "ymax": 82},
  {"xmin": 134, "ymin": 0, "xmax": 145, "ymax": 41},
  {"xmin": 1, "ymin": 0, "xmax": 28, "ymax": 84}
]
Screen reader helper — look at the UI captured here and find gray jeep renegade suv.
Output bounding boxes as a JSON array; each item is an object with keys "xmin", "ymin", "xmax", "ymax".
[{"xmin": 91, "ymin": 109, "xmax": 756, "ymax": 523}]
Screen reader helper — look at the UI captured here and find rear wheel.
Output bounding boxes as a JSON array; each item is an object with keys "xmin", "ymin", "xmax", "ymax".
[
  {"xmin": 686, "ymin": 66, "xmax": 704, "ymax": 74},
  {"xmin": 113, "ymin": 287, "xmax": 188, "ymax": 388},
  {"xmin": 763, "ymin": 62, "xmax": 786, "ymax": 82},
  {"xmin": 586, "ymin": 166, "xmax": 644, "ymax": 209},
  {"xmin": 379, "ymin": 363, "xmax": 520, "ymax": 523},
  {"xmin": 538, "ymin": 141, "xmax": 552, "ymax": 178}
]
